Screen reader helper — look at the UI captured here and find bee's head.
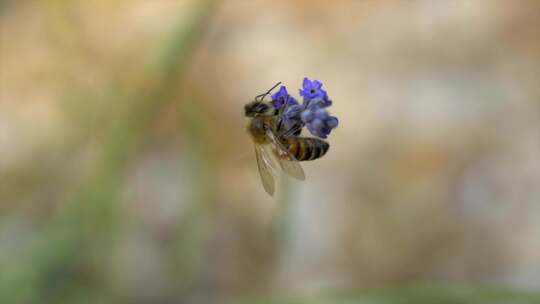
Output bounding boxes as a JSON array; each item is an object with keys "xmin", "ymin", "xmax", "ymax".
[{"xmin": 244, "ymin": 101, "xmax": 270, "ymax": 117}]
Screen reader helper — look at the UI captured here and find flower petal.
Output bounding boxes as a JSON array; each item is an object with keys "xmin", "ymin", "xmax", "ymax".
[
  {"xmin": 327, "ymin": 116, "xmax": 339, "ymax": 128},
  {"xmin": 315, "ymin": 108, "xmax": 329, "ymax": 119},
  {"xmin": 302, "ymin": 77, "xmax": 311, "ymax": 88}
]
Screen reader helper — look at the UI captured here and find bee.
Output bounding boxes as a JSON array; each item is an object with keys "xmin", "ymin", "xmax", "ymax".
[{"xmin": 245, "ymin": 82, "xmax": 330, "ymax": 196}]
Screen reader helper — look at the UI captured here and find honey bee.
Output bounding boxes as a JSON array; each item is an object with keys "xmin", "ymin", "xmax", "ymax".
[{"xmin": 245, "ymin": 83, "xmax": 330, "ymax": 196}]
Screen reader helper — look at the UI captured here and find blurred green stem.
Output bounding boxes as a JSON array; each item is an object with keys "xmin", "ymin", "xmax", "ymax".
[{"xmin": 0, "ymin": 1, "xmax": 218, "ymax": 303}]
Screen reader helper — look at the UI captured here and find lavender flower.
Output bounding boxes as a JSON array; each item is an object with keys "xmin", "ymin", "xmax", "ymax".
[
  {"xmin": 298, "ymin": 78, "xmax": 338, "ymax": 138},
  {"xmin": 305, "ymin": 96, "xmax": 332, "ymax": 109},
  {"xmin": 299, "ymin": 77, "xmax": 332, "ymax": 108},
  {"xmin": 281, "ymin": 104, "xmax": 303, "ymax": 131},
  {"xmin": 271, "ymin": 86, "xmax": 298, "ymax": 109},
  {"xmin": 270, "ymin": 77, "xmax": 338, "ymax": 138},
  {"xmin": 299, "ymin": 78, "xmax": 327, "ymax": 100},
  {"xmin": 301, "ymin": 107, "xmax": 338, "ymax": 139}
]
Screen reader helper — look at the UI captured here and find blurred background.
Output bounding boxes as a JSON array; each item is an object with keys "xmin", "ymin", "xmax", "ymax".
[{"xmin": 1, "ymin": 1, "xmax": 539, "ymax": 303}]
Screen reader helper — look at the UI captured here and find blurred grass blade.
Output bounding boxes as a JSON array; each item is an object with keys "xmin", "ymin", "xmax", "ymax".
[{"xmin": 0, "ymin": 1, "xmax": 218, "ymax": 303}]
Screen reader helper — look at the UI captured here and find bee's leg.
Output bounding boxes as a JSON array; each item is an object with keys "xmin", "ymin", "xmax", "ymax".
[{"xmin": 276, "ymin": 97, "xmax": 291, "ymax": 133}]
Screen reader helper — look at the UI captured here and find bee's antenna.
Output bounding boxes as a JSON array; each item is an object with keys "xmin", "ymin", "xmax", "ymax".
[{"xmin": 255, "ymin": 82, "xmax": 282, "ymax": 102}]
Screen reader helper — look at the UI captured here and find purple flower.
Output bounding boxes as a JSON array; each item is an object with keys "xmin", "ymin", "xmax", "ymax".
[
  {"xmin": 299, "ymin": 77, "xmax": 329, "ymax": 104},
  {"xmin": 301, "ymin": 107, "xmax": 338, "ymax": 139},
  {"xmin": 297, "ymin": 78, "xmax": 337, "ymax": 138},
  {"xmin": 282, "ymin": 104, "xmax": 304, "ymax": 131},
  {"xmin": 271, "ymin": 86, "xmax": 298, "ymax": 109},
  {"xmin": 267, "ymin": 78, "xmax": 338, "ymax": 139},
  {"xmin": 305, "ymin": 96, "xmax": 332, "ymax": 109}
]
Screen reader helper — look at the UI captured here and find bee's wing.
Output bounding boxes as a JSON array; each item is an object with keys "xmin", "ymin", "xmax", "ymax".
[
  {"xmin": 255, "ymin": 144, "xmax": 275, "ymax": 196},
  {"xmin": 265, "ymin": 130, "xmax": 306, "ymax": 181},
  {"xmin": 276, "ymin": 150, "xmax": 306, "ymax": 181}
]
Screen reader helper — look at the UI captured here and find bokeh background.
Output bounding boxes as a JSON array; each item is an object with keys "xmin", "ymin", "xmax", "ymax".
[{"xmin": 1, "ymin": 1, "xmax": 539, "ymax": 303}]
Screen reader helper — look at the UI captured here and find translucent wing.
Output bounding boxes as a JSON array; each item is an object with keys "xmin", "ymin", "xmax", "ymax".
[
  {"xmin": 254, "ymin": 144, "xmax": 275, "ymax": 196},
  {"xmin": 265, "ymin": 130, "xmax": 305, "ymax": 181},
  {"xmin": 280, "ymin": 158, "xmax": 305, "ymax": 180}
]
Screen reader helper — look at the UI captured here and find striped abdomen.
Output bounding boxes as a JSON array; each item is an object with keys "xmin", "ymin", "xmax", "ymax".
[{"xmin": 282, "ymin": 137, "xmax": 329, "ymax": 161}]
